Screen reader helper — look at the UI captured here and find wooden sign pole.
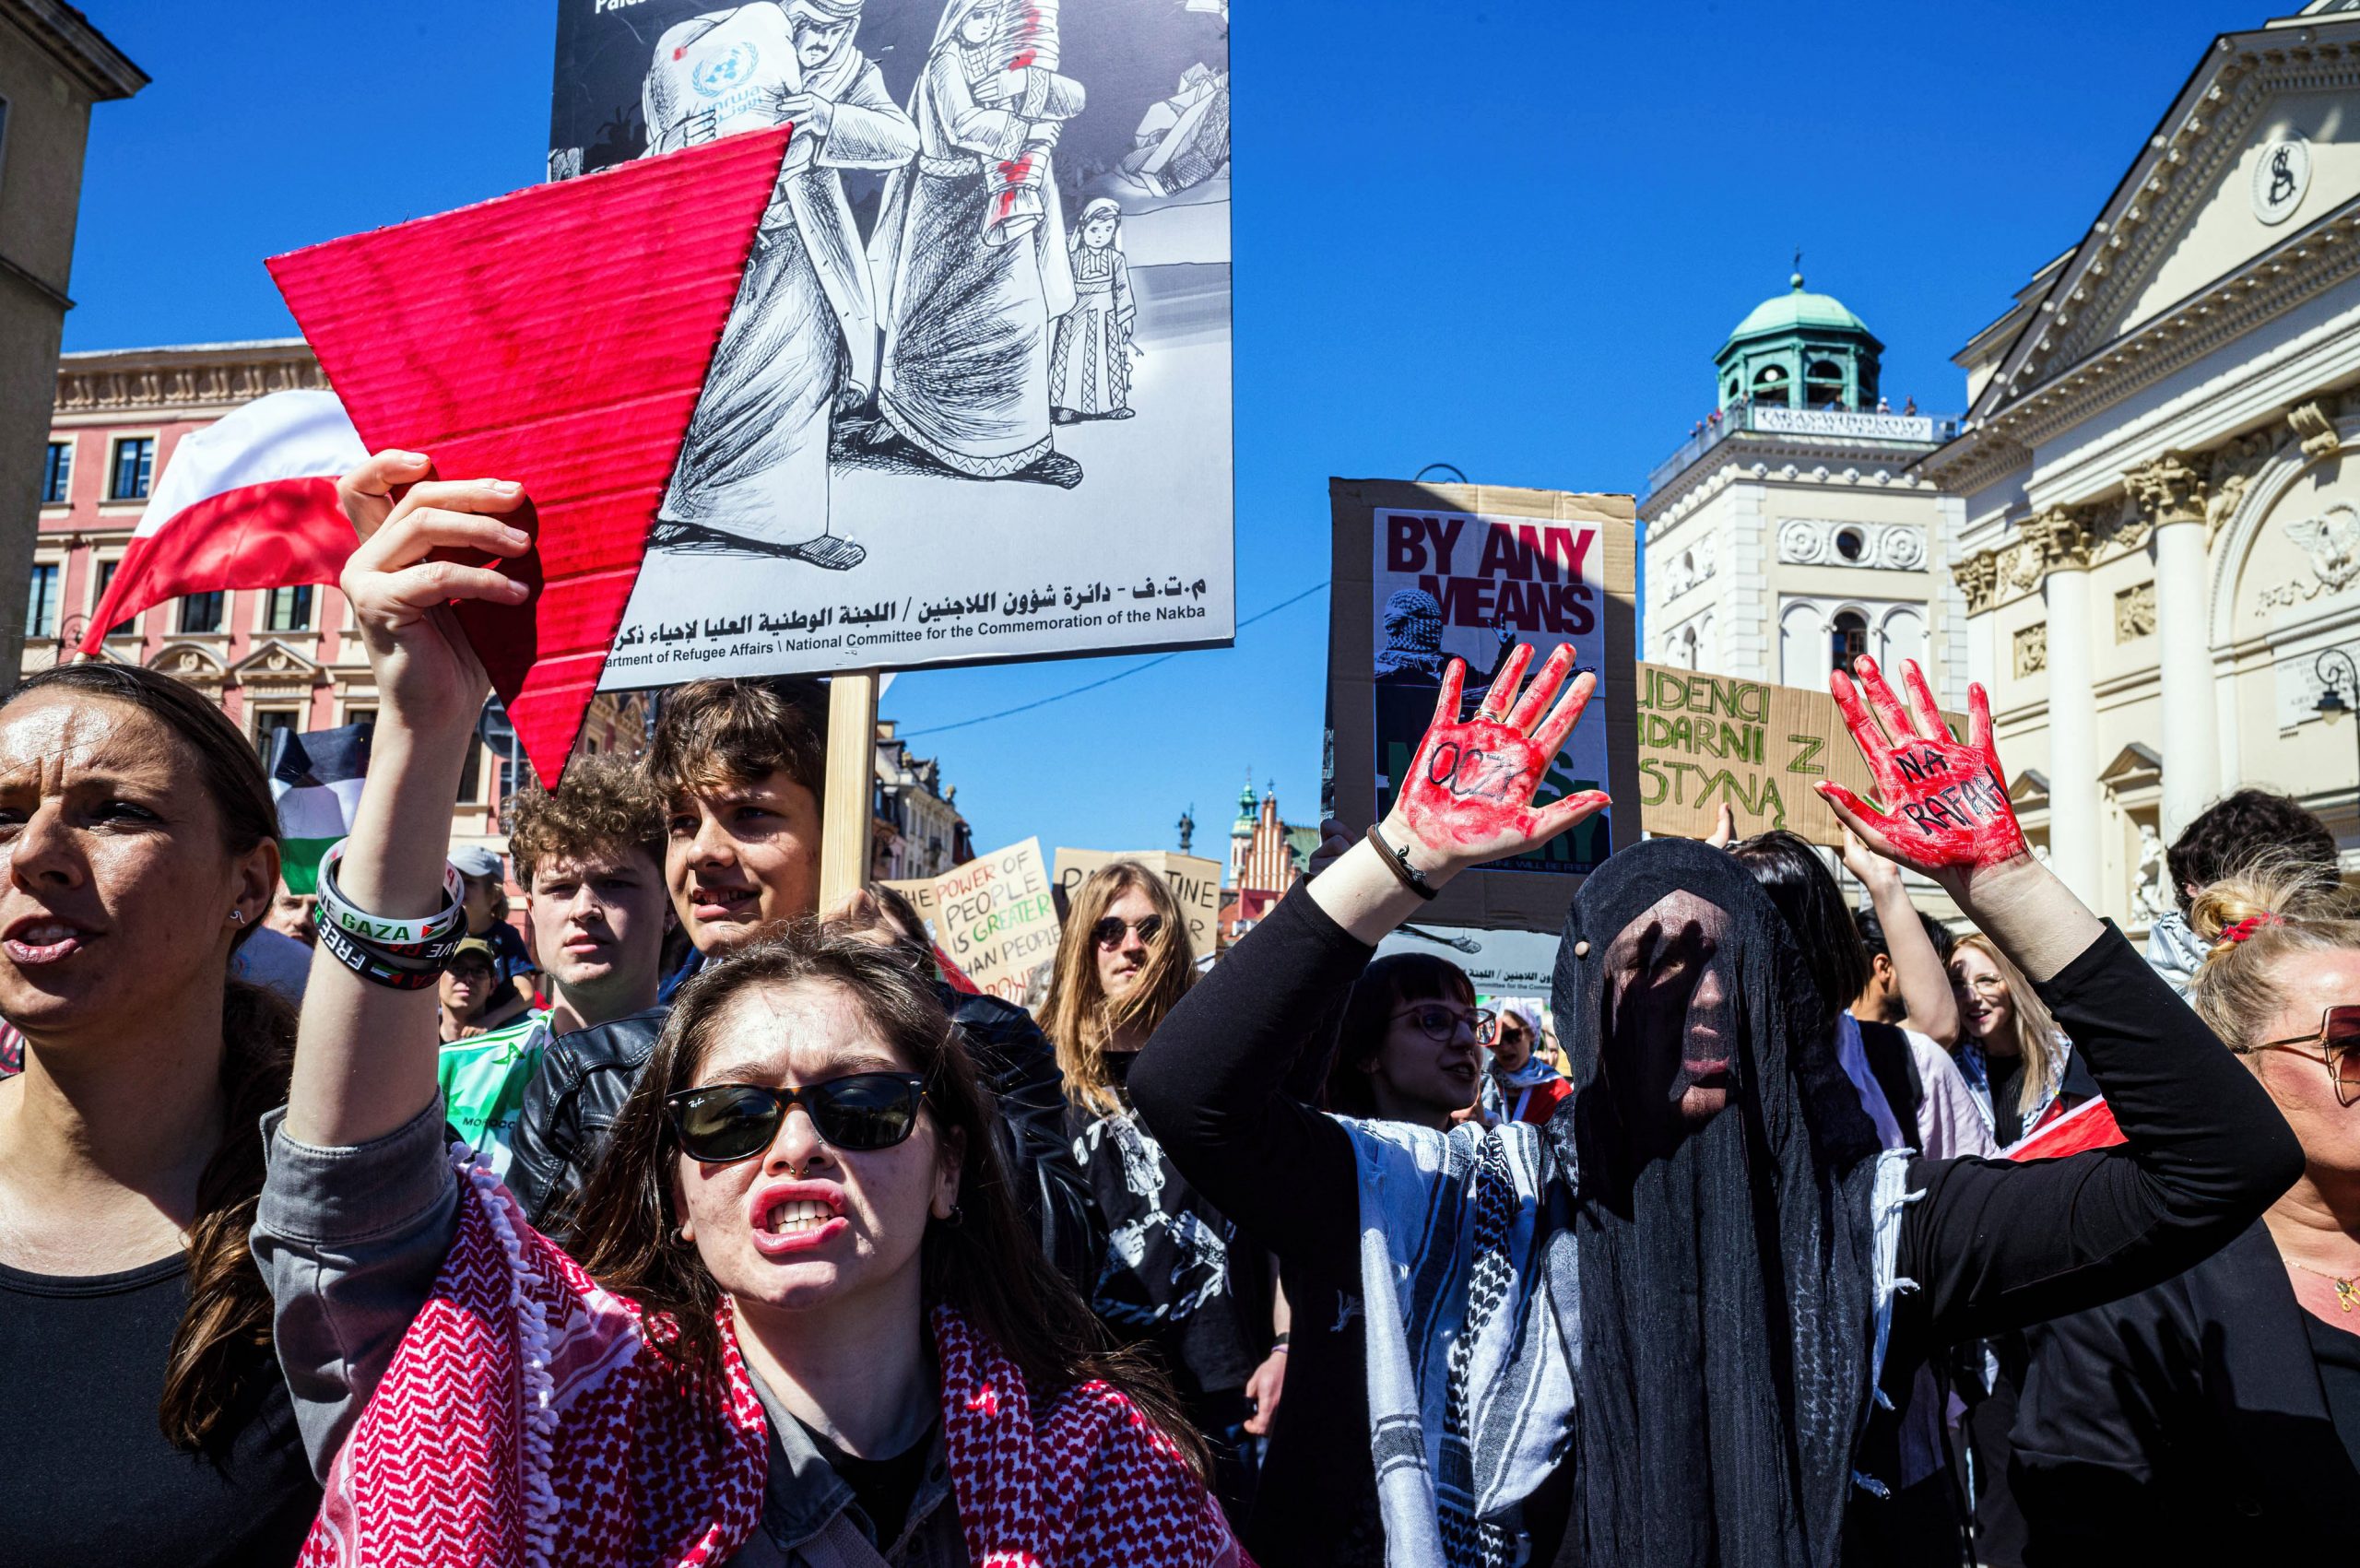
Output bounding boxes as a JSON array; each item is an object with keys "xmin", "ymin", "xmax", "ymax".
[{"xmin": 818, "ymin": 669, "xmax": 881, "ymax": 908}]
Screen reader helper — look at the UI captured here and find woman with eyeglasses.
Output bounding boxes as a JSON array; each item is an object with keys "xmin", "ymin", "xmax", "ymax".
[
  {"xmin": 1041, "ymin": 862, "xmax": 1279, "ymax": 1525},
  {"xmin": 248, "ymin": 456, "xmax": 1238, "ymax": 1567},
  {"xmin": 1325, "ymin": 955, "xmax": 1496, "ymax": 1124},
  {"xmin": 2010, "ymin": 863, "xmax": 2360, "ymax": 1558}
]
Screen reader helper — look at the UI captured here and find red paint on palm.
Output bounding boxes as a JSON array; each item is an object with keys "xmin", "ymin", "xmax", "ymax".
[
  {"xmin": 1819, "ymin": 656, "xmax": 2028, "ymax": 873},
  {"xmin": 267, "ymin": 127, "xmax": 790, "ymax": 783},
  {"xmin": 1397, "ymin": 643, "xmax": 1610, "ymax": 856}
]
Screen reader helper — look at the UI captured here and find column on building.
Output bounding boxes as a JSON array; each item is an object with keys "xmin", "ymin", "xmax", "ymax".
[
  {"xmin": 1953, "ymin": 550, "xmax": 2000, "ymax": 696},
  {"xmin": 2130, "ymin": 454, "xmax": 2221, "ymax": 841},
  {"xmin": 2028, "ymin": 508, "xmax": 2103, "ymax": 904}
]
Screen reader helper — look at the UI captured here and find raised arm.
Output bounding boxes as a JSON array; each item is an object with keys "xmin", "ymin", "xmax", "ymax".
[
  {"xmin": 1128, "ymin": 643, "xmax": 1608, "ymax": 1267},
  {"xmin": 285, "ymin": 454, "xmax": 532, "ymax": 1147},
  {"xmin": 254, "ymin": 451, "xmax": 534, "ymax": 1474},
  {"xmin": 1820, "ymin": 656, "xmax": 2301, "ymax": 1339},
  {"xmin": 1842, "ymin": 825, "xmax": 1959, "ymax": 1045}
]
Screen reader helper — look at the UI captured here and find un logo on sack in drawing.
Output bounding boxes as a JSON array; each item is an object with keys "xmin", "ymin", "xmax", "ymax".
[
  {"xmin": 2252, "ymin": 135, "xmax": 2311, "ymax": 227},
  {"xmin": 693, "ymin": 41, "xmax": 759, "ymax": 99}
]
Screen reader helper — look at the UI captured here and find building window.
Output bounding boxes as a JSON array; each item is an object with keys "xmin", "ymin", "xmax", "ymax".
[
  {"xmin": 1835, "ymin": 527, "xmax": 1866, "ymax": 562},
  {"xmin": 253, "ymin": 708, "xmax": 301, "ymax": 760},
  {"xmin": 110, "ymin": 437, "xmax": 155, "ymax": 501},
  {"xmin": 1806, "ymin": 360, "xmax": 1847, "ymax": 409},
  {"xmin": 178, "ymin": 591, "xmax": 225, "ymax": 634},
  {"xmin": 456, "ymin": 729, "xmax": 484, "ymax": 804},
  {"xmin": 264, "ymin": 585, "xmax": 313, "ymax": 632},
  {"xmin": 25, "ymin": 563, "xmax": 59, "ymax": 639},
  {"xmin": 1751, "ymin": 364, "xmax": 1789, "ymax": 407},
  {"xmin": 40, "ymin": 441, "xmax": 71, "ymax": 505},
  {"xmin": 342, "ymin": 706, "xmax": 376, "ymax": 737},
  {"xmin": 1830, "ymin": 609, "xmax": 1870, "ymax": 672},
  {"xmin": 94, "ymin": 561, "xmax": 136, "ymax": 637}
]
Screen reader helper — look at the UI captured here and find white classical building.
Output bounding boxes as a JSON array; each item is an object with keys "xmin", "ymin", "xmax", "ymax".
[
  {"xmin": 1925, "ymin": 0, "xmax": 2360, "ymax": 930},
  {"xmin": 1643, "ymin": 274, "xmax": 1968, "ymax": 701}
]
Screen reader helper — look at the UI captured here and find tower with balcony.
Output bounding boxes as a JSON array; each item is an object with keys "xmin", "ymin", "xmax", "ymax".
[{"xmin": 1640, "ymin": 269, "xmax": 1968, "ymax": 701}]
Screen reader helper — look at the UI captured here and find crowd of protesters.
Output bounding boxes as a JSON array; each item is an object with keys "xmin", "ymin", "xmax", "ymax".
[{"xmin": 0, "ymin": 449, "xmax": 2354, "ymax": 1567}]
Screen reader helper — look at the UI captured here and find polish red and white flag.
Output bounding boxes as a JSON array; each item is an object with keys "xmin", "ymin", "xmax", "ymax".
[
  {"xmin": 79, "ymin": 389, "xmax": 365, "ymax": 654},
  {"xmin": 2006, "ymin": 1093, "xmax": 2125, "ymax": 1161}
]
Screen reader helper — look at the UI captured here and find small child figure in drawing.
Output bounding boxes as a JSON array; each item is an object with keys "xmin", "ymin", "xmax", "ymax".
[{"xmin": 1050, "ymin": 197, "xmax": 1139, "ymax": 425}]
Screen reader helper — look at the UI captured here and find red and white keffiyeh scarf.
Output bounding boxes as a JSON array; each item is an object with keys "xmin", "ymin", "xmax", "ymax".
[{"xmin": 301, "ymin": 1150, "xmax": 1244, "ymax": 1568}]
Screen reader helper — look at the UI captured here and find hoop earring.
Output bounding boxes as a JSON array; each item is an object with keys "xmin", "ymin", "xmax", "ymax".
[
  {"xmin": 938, "ymin": 1204, "xmax": 964, "ymax": 1230},
  {"xmin": 668, "ymin": 1223, "xmax": 690, "ymax": 1247}
]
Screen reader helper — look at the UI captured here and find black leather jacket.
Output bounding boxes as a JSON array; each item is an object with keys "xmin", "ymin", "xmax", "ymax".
[{"xmin": 507, "ymin": 993, "xmax": 1099, "ymax": 1291}]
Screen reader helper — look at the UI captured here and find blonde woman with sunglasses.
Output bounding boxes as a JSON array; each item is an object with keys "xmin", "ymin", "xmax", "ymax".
[
  {"xmin": 1042, "ymin": 863, "xmax": 1280, "ymax": 1526},
  {"xmin": 2012, "ymin": 861, "xmax": 2360, "ymax": 1558}
]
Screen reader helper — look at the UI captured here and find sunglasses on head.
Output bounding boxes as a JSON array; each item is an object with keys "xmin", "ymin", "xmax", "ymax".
[
  {"xmin": 664, "ymin": 1071, "xmax": 927, "ymax": 1163},
  {"xmin": 2238, "ymin": 1005, "xmax": 2360, "ymax": 1108},
  {"xmin": 1092, "ymin": 914, "xmax": 1163, "ymax": 949}
]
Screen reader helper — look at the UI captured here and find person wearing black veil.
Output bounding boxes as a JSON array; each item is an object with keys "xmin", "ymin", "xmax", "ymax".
[
  {"xmin": 1556, "ymin": 836, "xmax": 1889, "ymax": 1564},
  {"xmin": 1128, "ymin": 643, "xmax": 2303, "ymax": 1568}
]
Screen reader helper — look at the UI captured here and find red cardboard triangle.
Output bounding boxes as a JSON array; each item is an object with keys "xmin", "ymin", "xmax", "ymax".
[{"xmin": 267, "ymin": 127, "xmax": 790, "ymax": 783}]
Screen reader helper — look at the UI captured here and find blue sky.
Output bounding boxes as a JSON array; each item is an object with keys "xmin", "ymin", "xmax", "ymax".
[{"xmin": 61, "ymin": 0, "xmax": 2274, "ymax": 860}]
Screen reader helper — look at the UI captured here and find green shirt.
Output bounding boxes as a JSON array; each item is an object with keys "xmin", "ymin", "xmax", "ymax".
[{"xmin": 436, "ymin": 1010, "xmax": 551, "ymax": 1183}]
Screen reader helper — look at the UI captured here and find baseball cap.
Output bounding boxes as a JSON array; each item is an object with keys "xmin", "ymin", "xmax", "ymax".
[
  {"xmin": 449, "ymin": 846, "xmax": 504, "ymax": 880},
  {"xmin": 447, "ymin": 936, "xmax": 499, "ymax": 968}
]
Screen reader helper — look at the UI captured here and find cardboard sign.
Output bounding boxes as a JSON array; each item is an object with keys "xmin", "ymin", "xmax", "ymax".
[
  {"xmin": 557, "ymin": 0, "xmax": 1239, "ymax": 688},
  {"xmin": 1328, "ymin": 477, "xmax": 1640, "ymax": 932},
  {"xmin": 878, "ymin": 877, "xmax": 939, "ymax": 935},
  {"xmin": 267, "ymin": 129, "xmax": 789, "ymax": 782},
  {"xmin": 1634, "ymin": 664, "xmax": 1961, "ymax": 847},
  {"xmin": 930, "ymin": 838, "xmax": 1061, "ymax": 1005},
  {"xmin": 1370, "ymin": 503, "xmax": 1615, "ymax": 878},
  {"xmin": 1052, "ymin": 848, "xmax": 1225, "ymax": 961}
]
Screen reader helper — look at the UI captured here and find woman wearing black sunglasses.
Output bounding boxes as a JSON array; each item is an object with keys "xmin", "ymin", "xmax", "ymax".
[
  {"xmin": 2012, "ymin": 863, "xmax": 2360, "ymax": 1558},
  {"xmin": 248, "ymin": 455, "xmax": 1239, "ymax": 1567},
  {"xmin": 1040, "ymin": 862, "xmax": 1281, "ymax": 1526}
]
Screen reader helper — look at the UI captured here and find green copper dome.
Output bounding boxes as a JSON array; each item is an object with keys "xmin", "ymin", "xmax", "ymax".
[
  {"xmin": 1721, "ymin": 272, "xmax": 1875, "ymax": 351},
  {"xmin": 1711, "ymin": 266, "xmax": 1885, "ymax": 413}
]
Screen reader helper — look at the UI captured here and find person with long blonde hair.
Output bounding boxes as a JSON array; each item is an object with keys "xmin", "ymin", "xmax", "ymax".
[
  {"xmin": 2013, "ymin": 860, "xmax": 2360, "ymax": 1556},
  {"xmin": 1043, "ymin": 862, "xmax": 1278, "ymax": 1524},
  {"xmin": 1044, "ymin": 862, "xmax": 1197, "ymax": 1112},
  {"xmin": 1950, "ymin": 930, "xmax": 2091, "ymax": 1149}
]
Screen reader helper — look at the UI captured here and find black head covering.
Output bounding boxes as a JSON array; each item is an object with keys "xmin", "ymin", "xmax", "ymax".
[{"xmin": 1548, "ymin": 838, "xmax": 1882, "ymax": 1568}]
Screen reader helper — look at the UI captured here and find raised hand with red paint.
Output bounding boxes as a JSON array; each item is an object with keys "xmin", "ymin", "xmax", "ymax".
[
  {"xmin": 1816, "ymin": 655, "xmax": 2028, "ymax": 896},
  {"xmin": 1382, "ymin": 642, "xmax": 1611, "ymax": 876}
]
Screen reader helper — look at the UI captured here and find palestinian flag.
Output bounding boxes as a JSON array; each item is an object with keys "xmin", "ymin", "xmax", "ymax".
[{"xmin": 269, "ymin": 723, "xmax": 372, "ymax": 893}]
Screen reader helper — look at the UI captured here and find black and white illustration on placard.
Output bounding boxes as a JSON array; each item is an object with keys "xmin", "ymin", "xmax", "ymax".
[{"xmin": 550, "ymin": 0, "xmax": 1235, "ymax": 682}]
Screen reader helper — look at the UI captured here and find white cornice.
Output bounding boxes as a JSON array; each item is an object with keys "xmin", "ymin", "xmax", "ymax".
[
  {"xmin": 54, "ymin": 342, "xmax": 326, "ymax": 419},
  {"xmin": 1926, "ymin": 205, "xmax": 2360, "ymax": 497},
  {"xmin": 1974, "ymin": 25, "xmax": 2360, "ymax": 429},
  {"xmin": 0, "ymin": 0, "xmax": 148, "ymax": 100},
  {"xmin": 1640, "ymin": 433, "xmax": 1941, "ymax": 522}
]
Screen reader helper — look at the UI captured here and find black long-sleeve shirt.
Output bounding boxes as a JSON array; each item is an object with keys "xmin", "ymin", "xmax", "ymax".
[{"xmin": 1127, "ymin": 881, "xmax": 2303, "ymax": 1568}]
